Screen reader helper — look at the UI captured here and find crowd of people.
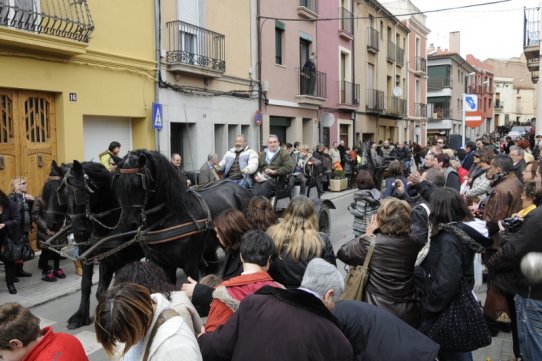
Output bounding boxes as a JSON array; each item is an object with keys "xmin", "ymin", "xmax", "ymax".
[{"xmin": 3, "ymin": 132, "xmax": 542, "ymax": 360}]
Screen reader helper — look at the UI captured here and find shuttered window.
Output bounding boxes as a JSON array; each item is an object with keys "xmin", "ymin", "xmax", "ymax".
[{"xmin": 83, "ymin": 117, "xmax": 132, "ymax": 162}]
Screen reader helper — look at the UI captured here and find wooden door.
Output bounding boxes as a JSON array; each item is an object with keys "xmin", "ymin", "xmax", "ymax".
[{"xmin": 0, "ymin": 88, "xmax": 56, "ymax": 198}]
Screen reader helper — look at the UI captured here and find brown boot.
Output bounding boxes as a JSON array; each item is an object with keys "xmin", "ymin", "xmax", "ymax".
[{"xmin": 74, "ymin": 261, "xmax": 83, "ymax": 276}]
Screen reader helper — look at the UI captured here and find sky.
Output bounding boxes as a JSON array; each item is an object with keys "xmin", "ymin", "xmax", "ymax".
[{"xmin": 382, "ymin": 0, "xmax": 540, "ymax": 61}]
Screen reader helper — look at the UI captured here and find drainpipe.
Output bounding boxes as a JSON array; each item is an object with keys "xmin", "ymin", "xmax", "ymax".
[
  {"xmin": 351, "ymin": 0, "xmax": 357, "ymax": 149},
  {"xmin": 154, "ymin": 0, "xmax": 161, "ymax": 152},
  {"xmin": 257, "ymin": 0, "xmax": 263, "ymax": 150}
]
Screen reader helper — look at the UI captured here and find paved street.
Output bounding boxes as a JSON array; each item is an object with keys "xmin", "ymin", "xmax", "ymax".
[{"xmin": 0, "ymin": 188, "xmax": 514, "ymax": 360}]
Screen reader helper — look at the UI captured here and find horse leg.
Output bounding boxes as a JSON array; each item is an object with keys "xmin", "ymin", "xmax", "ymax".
[
  {"xmin": 202, "ymin": 236, "xmax": 219, "ymax": 275},
  {"xmin": 67, "ymin": 263, "xmax": 94, "ymax": 329},
  {"xmin": 96, "ymin": 262, "xmax": 114, "ymax": 300}
]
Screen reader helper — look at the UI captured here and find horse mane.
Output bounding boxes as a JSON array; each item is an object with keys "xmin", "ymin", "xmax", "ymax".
[
  {"xmin": 119, "ymin": 149, "xmax": 187, "ymax": 214},
  {"xmin": 81, "ymin": 162, "xmax": 113, "ymax": 188}
]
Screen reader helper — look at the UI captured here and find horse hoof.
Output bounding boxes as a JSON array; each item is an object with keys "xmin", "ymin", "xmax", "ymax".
[{"xmin": 67, "ymin": 316, "xmax": 92, "ymax": 329}]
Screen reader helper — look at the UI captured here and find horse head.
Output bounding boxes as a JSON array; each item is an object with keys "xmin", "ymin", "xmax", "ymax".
[
  {"xmin": 113, "ymin": 149, "xmax": 187, "ymax": 230},
  {"xmin": 58, "ymin": 160, "xmax": 100, "ymax": 241},
  {"xmin": 45, "ymin": 160, "xmax": 68, "ymax": 231}
]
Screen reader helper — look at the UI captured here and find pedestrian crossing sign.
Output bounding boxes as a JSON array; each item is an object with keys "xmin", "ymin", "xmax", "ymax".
[{"xmin": 152, "ymin": 102, "xmax": 163, "ymax": 130}]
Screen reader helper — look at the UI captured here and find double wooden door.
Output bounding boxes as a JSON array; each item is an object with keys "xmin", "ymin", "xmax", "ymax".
[{"xmin": 0, "ymin": 88, "xmax": 56, "ymax": 197}]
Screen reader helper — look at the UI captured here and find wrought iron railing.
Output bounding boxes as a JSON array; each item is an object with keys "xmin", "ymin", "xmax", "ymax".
[
  {"xmin": 386, "ymin": 96, "xmax": 405, "ymax": 116},
  {"xmin": 366, "ymin": 89, "xmax": 384, "ymax": 111},
  {"xmin": 387, "ymin": 41, "xmax": 396, "ymax": 62},
  {"xmin": 339, "ymin": 81, "xmax": 359, "ymax": 105},
  {"xmin": 297, "ymin": 67, "xmax": 326, "ymax": 98},
  {"xmin": 524, "ymin": 7, "xmax": 540, "ymax": 47},
  {"xmin": 494, "ymin": 100, "xmax": 504, "ymax": 110},
  {"xmin": 396, "ymin": 46, "xmax": 404, "ymax": 66},
  {"xmin": 340, "ymin": 7, "xmax": 353, "ymax": 34},
  {"xmin": 166, "ymin": 20, "xmax": 226, "ymax": 73},
  {"xmin": 414, "ymin": 103, "xmax": 427, "ymax": 118},
  {"xmin": 0, "ymin": 0, "xmax": 94, "ymax": 43},
  {"xmin": 427, "ymin": 78, "xmax": 452, "ymax": 90},
  {"xmin": 415, "ymin": 57, "xmax": 426, "ymax": 72},
  {"xmin": 299, "ymin": 0, "xmax": 318, "ymax": 14},
  {"xmin": 428, "ymin": 104, "xmax": 450, "ymax": 119},
  {"xmin": 367, "ymin": 26, "xmax": 379, "ymax": 52}
]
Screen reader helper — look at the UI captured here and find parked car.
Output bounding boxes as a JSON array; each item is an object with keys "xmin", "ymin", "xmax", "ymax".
[{"xmin": 507, "ymin": 126, "xmax": 529, "ymax": 140}]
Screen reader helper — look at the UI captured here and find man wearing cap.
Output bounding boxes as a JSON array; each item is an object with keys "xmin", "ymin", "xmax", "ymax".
[{"xmin": 99, "ymin": 141, "xmax": 121, "ymax": 172}]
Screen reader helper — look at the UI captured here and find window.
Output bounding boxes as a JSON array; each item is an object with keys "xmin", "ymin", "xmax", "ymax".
[
  {"xmin": 300, "ymin": 38, "xmax": 311, "ymax": 69},
  {"xmin": 275, "ymin": 21, "xmax": 285, "ymax": 65}
]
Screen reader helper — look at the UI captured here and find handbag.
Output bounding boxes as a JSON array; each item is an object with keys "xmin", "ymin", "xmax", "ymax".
[
  {"xmin": 0, "ymin": 238, "xmax": 22, "ymax": 262},
  {"xmin": 142, "ymin": 308, "xmax": 179, "ymax": 361},
  {"xmin": 419, "ymin": 278, "xmax": 492, "ymax": 352},
  {"xmin": 21, "ymin": 241, "xmax": 35, "ymax": 261},
  {"xmin": 341, "ymin": 235, "xmax": 376, "ymax": 301}
]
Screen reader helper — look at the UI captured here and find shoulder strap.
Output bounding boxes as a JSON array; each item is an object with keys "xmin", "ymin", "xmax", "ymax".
[
  {"xmin": 143, "ymin": 308, "xmax": 179, "ymax": 361},
  {"xmin": 418, "ymin": 202, "xmax": 430, "ymax": 216},
  {"xmin": 362, "ymin": 235, "xmax": 377, "ymax": 270}
]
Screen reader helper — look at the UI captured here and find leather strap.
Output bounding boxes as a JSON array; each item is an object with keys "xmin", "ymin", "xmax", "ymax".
[
  {"xmin": 362, "ymin": 235, "xmax": 376, "ymax": 274},
  {"xmin": 143, "ymin": 308, "xmax": 179, "ymax": 361}
]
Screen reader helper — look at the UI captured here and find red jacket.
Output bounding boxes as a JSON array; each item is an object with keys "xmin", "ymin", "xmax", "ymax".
[
  {"xmin": 205, "ymin": 271, "xmax": 281, "ymax": 332},
  {"xmin": 22, "ymin": 327, "xmax": 88, "ymax": 361}
]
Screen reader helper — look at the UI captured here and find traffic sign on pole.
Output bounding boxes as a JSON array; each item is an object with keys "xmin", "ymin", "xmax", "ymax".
[
  {"xmin": 464, "ymin": 94, "xmax": 478, "ymax": 111},
  {"xmin": 152, "ymin": 102, "xmax": 163, "ymax": 130},
  {"xmin": 465, "ymin": 110, "xmax": 484, "ymax": 128}
]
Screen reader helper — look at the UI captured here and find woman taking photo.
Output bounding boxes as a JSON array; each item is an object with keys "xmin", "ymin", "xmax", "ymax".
[
  {"xmin": 95, "ymin": 283, "xmax": 202, "ymax": 361},
  {"xmin": 0, "ymin": 189, "xmax": 22, "ymax": 294},
  {"xmin": 338, "ymin": 198, "xmax": 421, "ymax": 327},
  {"xmin": 267, "ymin": 195, "xmax": 336, "ymax": 288}
]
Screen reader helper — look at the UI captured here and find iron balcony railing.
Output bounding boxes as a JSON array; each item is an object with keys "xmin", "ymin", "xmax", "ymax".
[
  {"xmin": 299, "ymin": 0, "xmax": 318, "ymax": 14},
  {"xmin": 339, "ymin": 81, "xmax": 359, "ymax": 105},
  {"xmin": 428, "ymin": 104, "xmax": 450, "ymax": 120},
  {"xmin": 415, "ymin": 57, "xmax": 426, "ymax": 72},
  {"xmin": 367, "ymin": 26, "xmax": 379, "ymax": 52},
  {"xmin": 297, "ymin": 67, "xmax": 326, "ymax": 98},
  {"xmin": 414, "ymin": 103, "xmax": 427, "ymax": 118},
  {"xmin": 494, "ymin": 100, "xmax": 504, "ymax": 110},
  {"xmin": 387, "ymin": 41, "xmax": 396, "ymax": 62},
  {"xmin": 366, "ymin": 89, "xmax": 384, "ymax": 111},
  {"xmin": 396, "ymin": 45, "xmax": 404, "ymax": 66},
  {"xmin": 524, "ymin": 7, "xmax": 540, "ymax": 47},
  {"xmin": 427, "ymin": 78, "xmax": 452, "ymax": 90},
  {"xmin": 386, "ymin": 96, "xmax": 405, "ymax": 116},
  {"xmin": 166, "ymin": 20, "xmax": 226, "ymax": 73},
  {"xmin": 0, "ymin": 0, "xmax": 94, "ymax": 43},
  {"xmin": 340, "ymin": 7, "xmax": 353, "ymax": 34}
]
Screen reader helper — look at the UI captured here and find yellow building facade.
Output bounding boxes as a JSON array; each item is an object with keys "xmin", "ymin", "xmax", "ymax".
[{"xmin": 0, "ymin": 1, "xmax": 156, "ymax": 196}]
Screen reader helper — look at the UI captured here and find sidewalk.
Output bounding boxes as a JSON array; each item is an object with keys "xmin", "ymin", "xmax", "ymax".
[{"xmin": 0, "ymin": 255, "xmax": 98, "ymax": 309}]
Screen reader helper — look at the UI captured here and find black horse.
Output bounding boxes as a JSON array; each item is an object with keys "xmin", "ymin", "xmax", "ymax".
[
  {"xmin": 46, "ymin": 160, "xmax": 143, "ymax": 329},
  {"xmin": 109, "ymin": 149, "xmax": 252, "ymax": 282}
]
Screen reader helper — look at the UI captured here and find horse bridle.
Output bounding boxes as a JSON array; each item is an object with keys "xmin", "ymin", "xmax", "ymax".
[{"xmin": 57, "ymin": 169, "xmax": 100, "ymax": 224}]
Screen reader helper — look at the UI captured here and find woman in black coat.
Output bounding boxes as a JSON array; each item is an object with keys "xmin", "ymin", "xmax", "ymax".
[
  {"xmin": 8, "ymin": 176, "xmax": 34, "ymax": 277},
  {"xmin": 0, "ymin": 188, "xmax": 22, "ymax": 294},
  {"xmin": 182, "ymin": 208, "xmax": 252, "ymax": 316},
  {"xmin": 420, "ymin": 188, "xmax": 486, "ymax": 361}
]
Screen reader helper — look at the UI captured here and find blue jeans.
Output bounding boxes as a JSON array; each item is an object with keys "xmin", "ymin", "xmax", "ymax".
[
  {"xmin": 515, "ymin": 294, "xmax": 542, "ymax": 360},
  {"xmin": 438, "ymin": 351, "xmax": 473, "ymax": 361}
]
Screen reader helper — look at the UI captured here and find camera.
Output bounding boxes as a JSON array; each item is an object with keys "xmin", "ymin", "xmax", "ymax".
[{"xmin": 502, "ymin": 217, "xmax": 523, "ymax": 233}]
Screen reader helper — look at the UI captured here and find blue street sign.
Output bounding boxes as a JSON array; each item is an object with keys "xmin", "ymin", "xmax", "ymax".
[
  {"xmin": 152, "ymin": 102, "xmax": 163, "ymax": 130},
  {"xmin": 463, "ymin": 94, "xmax": 478, "ymax": 112}
]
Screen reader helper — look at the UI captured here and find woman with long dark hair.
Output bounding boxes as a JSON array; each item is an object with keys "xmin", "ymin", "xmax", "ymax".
[
  {"xmin": 0, "ymin": 188, "xmax": 22, "ymax": 294},
  {"xmin": 420, "ymin": 188, "xmax": 487, "ymax": 361}
]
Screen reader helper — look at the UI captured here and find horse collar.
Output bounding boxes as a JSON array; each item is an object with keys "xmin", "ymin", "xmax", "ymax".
[{"xmin": 119, "ymin": 167, "xmax": 143, "ymax": 174}]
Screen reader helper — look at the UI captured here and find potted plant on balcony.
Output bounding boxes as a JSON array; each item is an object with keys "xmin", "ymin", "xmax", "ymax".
[{"xmin": 329, "ymin": 163, "xmax": 348, "ymax": 192}]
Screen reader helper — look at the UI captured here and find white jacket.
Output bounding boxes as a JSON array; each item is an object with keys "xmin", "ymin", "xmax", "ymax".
[{"xmin": 122, "ymin": 294, "xmax": 202, "ymax": 361}]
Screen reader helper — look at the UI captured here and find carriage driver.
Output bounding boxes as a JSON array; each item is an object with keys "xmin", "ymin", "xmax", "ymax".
[
  {"xmin": 217, "ymin": 134, "xmax": 259, "ymax": 189},
  {"xmin": 288, "ymin": 144, "xmax": 321, "ymax": 198},
  {"xmin": 253, "ymin": 134, "xmax": 294, "ymax": 198}
]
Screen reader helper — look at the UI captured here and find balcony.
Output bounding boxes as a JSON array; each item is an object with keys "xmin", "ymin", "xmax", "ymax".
[
  {"xmin": 385, "ymin": 96, "xmax": 406, "ymax": 117},
  {"xmin": 387, "ymin": 41, "xmax": 396, "ymax": 62},
  {"xmin": 494, "ymin": 100, "xmax": 504, "ymax": 111},
  {"xmin": 428, "ymin": 78, "xmax": 452, "ymax": 90},
  {"xmin": 367, "ymin": 26, "xmax": 379, "ymax": 53},
  {"xmin": 0, "ymin": 0, "xmax": 93, "ymax": 55},
  {"xmin": 366, "ymin": 89, "xmax": 384, "ymax": 112},
  {"xmin": 414, "ymin": 103, "xmax": 427, "ymax": 118},
  {"xmin": 298, "ymin": 0, "xmax": 318, "ymax": 19},
  {"xmin": 339, "ymin": 7, "xmax": 353, "ymax": 38},
  {"xmin": 524, "ymin": 7, "xmax": 540, "ymax": 84},
  {"xmin": 166, "ymin": 21, "xmax": 225, "ymax": 78},
  {"xmin": 339, "ymin": 81, "xmax": 359, "ymax": 107},
  {"xmin": 428, "ymin": 104, "xmax": 451, "ymax": 120},
  {"xmin": 415, "ymin": 57, "xmax": 426, "ymax": 73},
  {"xmin": 295, "ymin": 67, "xmax": 326, "ymax": 105}
]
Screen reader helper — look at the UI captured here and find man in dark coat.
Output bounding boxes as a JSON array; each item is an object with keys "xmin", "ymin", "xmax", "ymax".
[
  {"xmin": 461, "ymin": 141, "xmax": 477, "ymax": 171},
  {"xmin": 510, "ymin": 146, "xmax": 527, "ymax": 182},
  {"xmin": 198, "ymin": 258, "xmax": 353, "ymax": 361},
  {"xmin": 334, "ymin": 300, "xmax": 439, "ymax": 361}
]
